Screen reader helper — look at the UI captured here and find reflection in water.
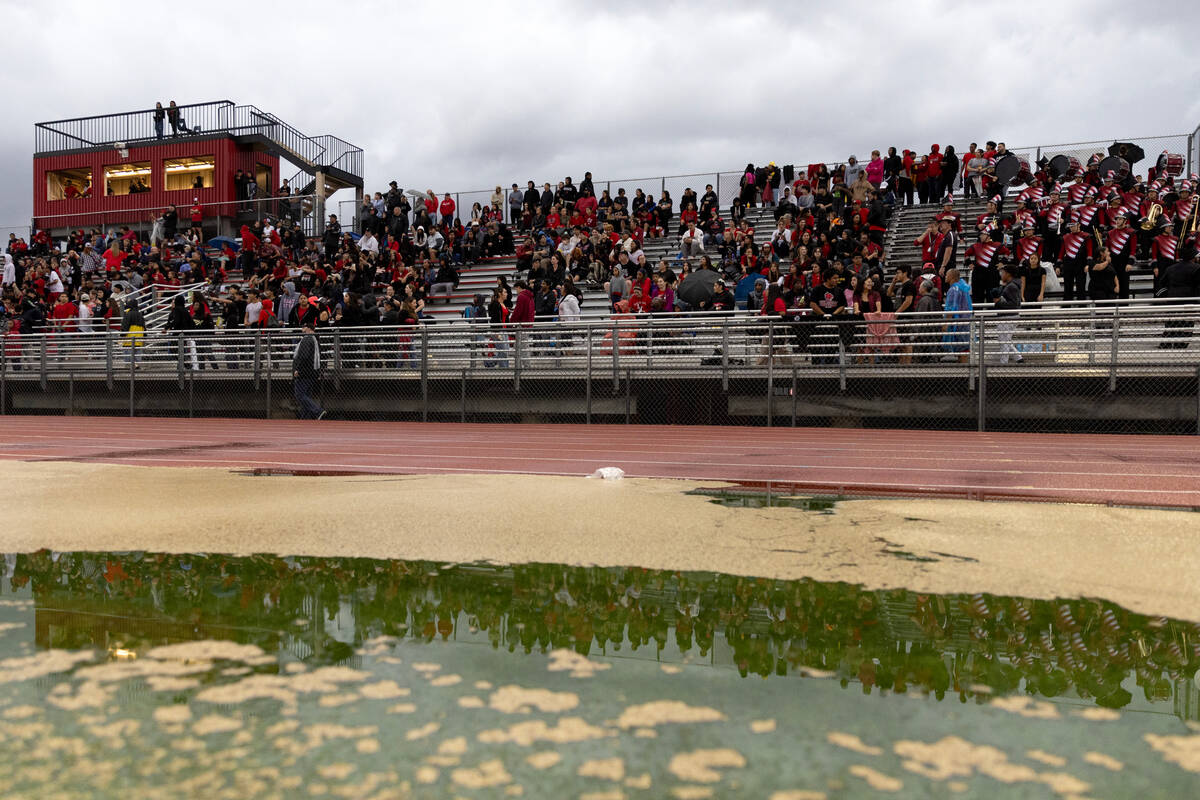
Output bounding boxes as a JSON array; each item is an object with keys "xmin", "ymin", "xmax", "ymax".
[{"xmin": 4, "ymin": 550, "xmax": 1198, "ymax": 716}]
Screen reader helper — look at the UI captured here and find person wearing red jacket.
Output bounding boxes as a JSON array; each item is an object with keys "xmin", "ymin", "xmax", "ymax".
[
  {"xmin": 924, "ymin": 144, "xmax": 943, "ymax": 206},
  {"xmin": 439, "ymin": 194, "xmax": 456, "ymax": 228}
]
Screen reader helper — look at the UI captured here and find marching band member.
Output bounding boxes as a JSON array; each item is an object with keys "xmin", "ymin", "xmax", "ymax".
[
  {"xmin": 963, "ymin": 229, "xmax": 1010, "ymax": 304},
  {"xmin": 976, "ymin": 197, "xmax": 1003, "ymax": 238},
  {"xmin": 935, "ymin": 196, "xmax": 961, "ymax": 232},
  {"xmin": 1041, "ymin": 187, "xmax": 1068, "ymax": 259},
  {"xmin": 1071, "ymin": 194, "xmax": 1102, "ymax": 236},
  {"xmin": 1015, "ymin": 224, "xmax": 1043, "ymax": 263},
  {"xmin": 1172, "ymin": 184, "xmax": 1195, "ymax": 237},
  {"xmin": 1151, "ymin": 217, "xmax": 1179, "ymax": 290},
  {"xmin": 1104, "ymin": 213, "xmax": 1135, "ymax": 299},
  {"xmin": 1057, "ymin": 218, "xmax": 1094, "ymax": 302}
]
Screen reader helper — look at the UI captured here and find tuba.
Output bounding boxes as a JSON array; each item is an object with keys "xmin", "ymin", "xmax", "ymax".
[{"xmin": 1140, "ymin": 203, "xmax": 1162, "ymax": 231}]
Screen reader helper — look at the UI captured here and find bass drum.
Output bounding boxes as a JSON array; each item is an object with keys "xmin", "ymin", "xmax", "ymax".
[
  {"xmin": 993, "ymin": 153, "xmax": 1019, "ymax": 186},
  {"xmin": 1013, "ymin": 156, "xmax": 1033, "ymax": 186},
  {"xmin": 993, "ymin": 153, "xmax": 1032, "ymax": 187},
  {"xmin": 1157, "ymin": 151, "xmax": 1185, "ymax": 177},
  {"xmin": 1097, "ymin": 155, "xmax": 1131, "ymax": 183},
  {"xmin": 1048, "ymin": 154, "xmax": 1083, "ymax": 180}
]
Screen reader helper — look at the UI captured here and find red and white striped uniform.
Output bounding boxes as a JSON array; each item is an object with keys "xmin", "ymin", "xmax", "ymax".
[
  {"xmin": 1017, "ymin": 185, "xmax": 1045, "ymax": 205},
  {"xmin": 1070, "ymin": 204, "xmax": 1101, "ymax": 228},
  {"xmin": 1106, "ymin": 228, "xmax": 1133, "ymax": 258},
  {"xmin": 1068, "ymin": 182, "xmax": 1097, "ymax": 204},
  {"xmin": 1059, "ymin": 231, "xmax": 1093, "ymax": 262},
  {"xmin": 975, "ymin": 212, "xmax": 1002, "ymax": 234},
  {"xmin": 1016, "ymin": 235, "xmax": 1043, "ymax": 261},
  {"xmin": 1015, "ymin": 210, "xmax": 1038, "ymax": 230},
  {"xmin": 964, "ymin": 241, "xmax": 1009, "ymax": 269},
  {"xmin": 1173, "ymin": 196, "xmax": 1195, "ymax": 223},
  {"xmin": 1042, "ymin": 202, "xmax": 1068, "ymax": 233},
  {"xmin": 1151, "ymin": 232, "xmax": 1178, "ymax": 262}
]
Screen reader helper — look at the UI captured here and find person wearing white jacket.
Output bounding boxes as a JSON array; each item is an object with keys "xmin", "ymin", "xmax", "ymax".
[
  {"xmin": 680, "ymin": 221, "xmax": 705, "ymax": 258},
  {"xmin": 1, "ymin": 253, "xmax": 15, "ymax": 287}
]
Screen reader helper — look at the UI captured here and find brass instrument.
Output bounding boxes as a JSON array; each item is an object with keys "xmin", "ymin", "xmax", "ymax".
[
  {"xmin": 1140, "ymin": 203, "xmax": 1162, "ymax": 231},
  {"xmin": 1177, "ymin": 198, "xmax": 1200, "ymax": 253}
]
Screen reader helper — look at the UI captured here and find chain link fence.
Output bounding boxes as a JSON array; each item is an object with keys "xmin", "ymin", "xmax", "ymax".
[
  {"xmin": 4, "ymin": 306, "xmax": 1200, "ymax": 433},
  {"xmin": 1008, "ymin": 134, "xmax": 1193, "ymax": 185}
]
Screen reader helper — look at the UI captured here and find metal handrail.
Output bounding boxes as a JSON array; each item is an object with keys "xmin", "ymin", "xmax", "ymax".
[{"xmin": 9, "ymin": 306, "xmax": 1200, "ymax": 372}]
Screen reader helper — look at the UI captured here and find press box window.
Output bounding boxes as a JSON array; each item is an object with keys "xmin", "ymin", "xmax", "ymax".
[
  {"xmin": 46, "ymin": 167, "xmax": 93, "ymax": 201},
  {"xmin": 165, "ymin": 156, "xmax": 215, "ymax": 191},
  {"xmin": 104, "ymin": 162, "xmax": 152, "ymax": 195}
]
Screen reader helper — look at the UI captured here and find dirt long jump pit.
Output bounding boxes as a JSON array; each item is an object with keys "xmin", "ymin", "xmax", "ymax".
[{"xmin": 1, "ymin": 418, "xmax": 1199, "ymax": 798}]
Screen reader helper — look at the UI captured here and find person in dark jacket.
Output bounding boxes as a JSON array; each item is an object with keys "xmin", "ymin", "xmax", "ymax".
[
  {"xmin": 994, "ymin": 262, "xmax": 1023, "ymax": 364},
  {"xmin": 292, "ymin": 320, "xmax": 324, "ymax": 419},
  {"xmin": 1159, "ymin": 245, "xmax": 1200, "ymax": 348}
]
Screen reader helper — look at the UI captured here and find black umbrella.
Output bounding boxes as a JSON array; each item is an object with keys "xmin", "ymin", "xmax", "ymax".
[
  {"xmin": 1108, "ymin": 142, "xmax": 1145, "ymax": 164},
  {"xmin": 676, "ymin": 268, "xmax": 723, "ymax": 307}
]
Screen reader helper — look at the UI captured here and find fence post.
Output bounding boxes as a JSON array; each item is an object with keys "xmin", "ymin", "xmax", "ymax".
[
  {"xmin": 586, "ymin": 326, "xmax": 593, "ymax": 424},
  {"xmin": 0, "ymin": 341, "xmax": 5, "ymax": 415},
  {"xmin": 791, "ymin": 363, "xmax": 797, "ymax": 427},
  {"xmin": 977, "ymin": 317, "xmax": 988, "ymax": 432},
  {"xmin": 106, "ymin": 331, "xmax": 114, "ymax": 390},
  {"xmin": 625, "ymin": 368, "xmax": 631, "ymax": 424},
  {"xmin": 766, "ymin": 319, "xmax": 774, "ymax": 427},
  {"xmin": 252, "ymin": 331, "xmax": 262, "ymax": 391},
  {"xmin": 333, "ymin": 329, "xmax": 342, "ymax": 391},
  {"xmin": 1196, "ymin": 364, "xmax": 1200, "ymax": 436},
  {"xmin": 611, "ymin": 319, "xmax": 620, "ymax": 392},
  {"xmin": 721, "ymin": 319, "xmax": 730, "ymax": 391},
  {"xmin": 716, "ymin": 173, "xmax": 721, "ymax": 205},
  {"xmin": 460, "ymin": 369, "xmax": 466, "ymax": 423},
  {"xmin": 1108, "ymin": 308, "xmax": 1119, "ymax": 393},
  {"xmin": 265, "ymin": 333, "xmax": 273, "ymax": 419},
  {"xmin": 176, "ymin": 334, "xmax": 185, "ymax": 390},
  {"xmin": 188, "ymin": 372, "xmax": 195, "ymax": 419},
  {"xmin": 421, "ymin": 326, "xmax": 429, "ymax": 422},
  {"xmin": 128, "ymin": 342, "xmax": 136, "ymax": 418},
  {"xmin": 512, "ymin": 327, "xmax": 521, "ymax": 393},
  {"xmin": 39, "ymin": 336, "xmax": 47, "ymax": 392}
]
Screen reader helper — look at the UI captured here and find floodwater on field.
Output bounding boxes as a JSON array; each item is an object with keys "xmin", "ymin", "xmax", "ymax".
[{"xmin": 0, "ymin": 551, "xmax": 1198, "ymax": 799}]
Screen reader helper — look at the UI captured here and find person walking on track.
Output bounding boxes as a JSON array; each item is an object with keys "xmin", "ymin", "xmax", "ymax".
[{"xmin": 292, "ymin": 320, "xmax": 326, "ymax": 419}]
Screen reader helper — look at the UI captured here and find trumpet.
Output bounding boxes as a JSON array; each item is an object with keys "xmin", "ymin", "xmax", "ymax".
[{"xmin": 1140, "ymin": 203, "xmax": 1162, "ymax": 231}]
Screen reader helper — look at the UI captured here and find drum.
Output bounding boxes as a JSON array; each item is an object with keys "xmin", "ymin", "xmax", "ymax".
[
  {"xmin": 993, "ymin": 153, "xmax": 1019, "ymax": 185},
  {"xmin": 1013, "ymin": 156, "xmax": 1033, "ymax": 186},
  {"xmin": 1097, "ymin": 155, "xmax": 1131, "ymax": 183},
  {"xmin": 1156, "ymin": 151, "xmax": 1185, "ymax": 177},
  {"xmin": 1048, "ymin": 154, "xmax": 1083, "ymax": 180}
]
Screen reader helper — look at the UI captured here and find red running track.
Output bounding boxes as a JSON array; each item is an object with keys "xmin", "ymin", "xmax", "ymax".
[{"xmin": 0, "ymin": 417, "xmax": 1198, "ymax": 508}]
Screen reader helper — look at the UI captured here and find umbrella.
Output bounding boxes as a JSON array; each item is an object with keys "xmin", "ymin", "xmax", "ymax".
[
  {"xmin": 207, "ymin": 236, "xmax": 239, "ymax": 252},
  {"xmin": 1108, "ymin": 142, "xmax": 1145, "ymax": 164},
  {"xmin": 404, "ymin": 189, "xmax": 425, "ymax": 198},
  {"xmin": 676, "ymin": 268, "xmax": 723, "ymax": 307}
]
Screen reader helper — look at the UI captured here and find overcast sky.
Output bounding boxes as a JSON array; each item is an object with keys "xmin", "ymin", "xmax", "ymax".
[{"xmin": 4, "ymin": 0, "xmax": 1200, "ymax": 235}]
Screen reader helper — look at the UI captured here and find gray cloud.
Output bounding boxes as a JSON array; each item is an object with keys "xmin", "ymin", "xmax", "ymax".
[{"xmin": 4, "ymin": 0, "xmax": 1200, "ymax": 236}]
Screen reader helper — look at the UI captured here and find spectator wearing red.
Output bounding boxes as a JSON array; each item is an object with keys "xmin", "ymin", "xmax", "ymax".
[
  {"xmin": 511, "ymin": 280, "xmax": 535, "ymax": 324},
  {"xmin": 924, "ymin": 144, "xmax": 943, "ymax": 206},
  {"xmin": 865, "ymin": 150, "xmax": 885, "ymax": 187},
  {"xmin": 439, "ymin": 193, "xmax": 456, "ymax": 228},
  {"xmin": 51, "ymin": 293, "xmax": 79, "ymax": 332}
]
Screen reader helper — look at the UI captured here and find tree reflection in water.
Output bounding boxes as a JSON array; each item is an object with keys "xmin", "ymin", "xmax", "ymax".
[{"xmin": 4, "ymin": 550, "xmax": 1198, "ymax": 711}]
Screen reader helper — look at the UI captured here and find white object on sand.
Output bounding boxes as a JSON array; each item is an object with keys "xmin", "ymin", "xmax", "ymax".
[{"xmin": 588, "ymin": 467, "xmax": 625, "ymax": 480}]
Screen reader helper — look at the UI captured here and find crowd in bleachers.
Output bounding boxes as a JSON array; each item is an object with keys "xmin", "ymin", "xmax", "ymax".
[{"xmin": 6, "ymin": 137, "xmax": 1200, "ymax": 359}]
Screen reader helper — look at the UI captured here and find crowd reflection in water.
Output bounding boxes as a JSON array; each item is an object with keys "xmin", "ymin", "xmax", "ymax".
[{"xmin": 4, "ymin": 551, "xmax": 1198, "ymax": 710}]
